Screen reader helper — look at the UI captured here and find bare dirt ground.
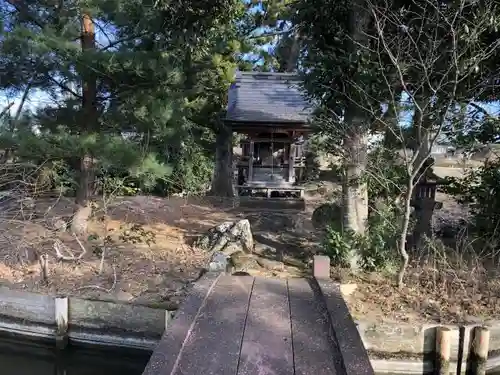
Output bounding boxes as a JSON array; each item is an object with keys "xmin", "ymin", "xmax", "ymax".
[
  {"xmin": 0, "ymin": 165, "xmax": 498, "ymax": 324},
  {"xmin": 0, "ymin": 195, "xmax": 314, "ymax": 309}
]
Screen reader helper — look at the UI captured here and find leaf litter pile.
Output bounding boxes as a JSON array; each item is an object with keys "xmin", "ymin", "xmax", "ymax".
[{"xmin": 337, "ymin": 263, "xmax": 500, "ymax": 324}]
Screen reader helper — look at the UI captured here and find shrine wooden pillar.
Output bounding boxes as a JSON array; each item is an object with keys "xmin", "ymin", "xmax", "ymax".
[
  {"xmin": 248, "ymin": 139, "xmax": 254, "ymax": 183},
  {"xmin": 288, "ymin": 142, "xmax": 295, "ymax": 183}
]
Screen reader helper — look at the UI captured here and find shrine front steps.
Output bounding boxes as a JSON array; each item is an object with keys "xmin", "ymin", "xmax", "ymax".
[{"xmin": 235, "ymin": 196, "xmax": 306, "ymax": 211}]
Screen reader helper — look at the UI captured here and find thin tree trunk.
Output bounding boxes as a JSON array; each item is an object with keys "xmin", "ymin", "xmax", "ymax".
[
  {"xmin": 397, "ymin": 179, "xmax": 412, "ymax": 287},
  {"xmin": 13, "ymin": 82, "xmax": 32, "ymax": 122},
  {"xmin": 0, "ymin": 103, "xmax": 13, "ymax": 120},
  {"xmin": 382, "ymin": 85, "xmax": 403, "ymax": 148},
  {"xmin": 72, "ymin": 12, "xmax": 97, "ymax": 234}
]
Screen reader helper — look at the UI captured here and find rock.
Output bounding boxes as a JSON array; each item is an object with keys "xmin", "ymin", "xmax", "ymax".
[
  {"xmin": 340, "ymin": 283, "xmax": 358, "ymax": 296},
  {"xmin": 254, "ymin": 243, "xmax": 277, "ymax": 256},
  {"xmin": 229, "ymin": 252, "xmax": 259, "ymax": 271},
  {"xmin": 311, "ymin": 203, "xmax": 342, "ymax": 230},
  {"xmin": 282, "ymin": 255, "xmax": 307, "ymax": 269},
  {"xmin": 229, "ymin": 252, "xmax": 248, "ymax": 269},
  {"xmin": 194, "ymin": 219, "xmax": 254, "ymax": 256},
  {"xmin": 256, "ymin": 257, "xmax": 285, "ymax": 271},
  {"xmin": 71, "ymin": 204, "xmax": 93, "ymax": 236},
  {"xmin": 208, "ymin": 251, "xmax": 229, "ymax": 272}
]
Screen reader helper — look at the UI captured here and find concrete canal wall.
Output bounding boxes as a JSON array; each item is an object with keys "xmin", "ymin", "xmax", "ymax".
[
  {"xmin": 0, "ymin": 286, "xmax": 174, "ymax": 350},
  {"xmin": 0, "ymin": 279, "xmax": 499, "ymax": 374},
  {"xmin": 355, "ymin": 314, "xmax": 500, "ymax": 373}
]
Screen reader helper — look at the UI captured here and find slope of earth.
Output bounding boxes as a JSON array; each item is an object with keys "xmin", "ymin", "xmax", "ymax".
[{"xmin": 0, "ymin": 195, "xmax": 313, "ymax": 309}]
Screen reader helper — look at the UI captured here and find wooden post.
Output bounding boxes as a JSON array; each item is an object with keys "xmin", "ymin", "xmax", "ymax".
[
  {"xmin": 470, "ymin": 326, "xmax": 489, "ymax": 375},
  {"xmin": 248, "ymin": 139, "xmax": 254, "ymax": 183},
  {"xmin": 39, "ymin": 254, "xmax": 49, "ymax": 284},
  {"xmin": 55, "ymin": 297, "xmax": 69, "ymax": 349},
  {"xmin": 435, "ymin": 327, "xmax": 451, "ymax": 375}
]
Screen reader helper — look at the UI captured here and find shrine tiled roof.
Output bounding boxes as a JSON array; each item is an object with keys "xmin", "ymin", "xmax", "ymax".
[{"xmin": 224, "ymin": 71, "xmax": 313, "ymax": 124}]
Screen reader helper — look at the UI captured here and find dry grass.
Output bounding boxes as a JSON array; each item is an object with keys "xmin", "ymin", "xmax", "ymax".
[
  {"xmin": 306, "ymin": 174, "xmax": 500, "ymax": 324},
  {"xmin": 0, "ymin": 194, "xmax": 313, "ymax": 308},
  {"xmin": 1, "ymin": 182, "xmax": 499, "ymax": 325},
  {"xmin": 0, "ymin": 195, "xmax": 246, "ymax": 307},
  {"xmin": 340, "ymin": 226, "xmax": 500, "ymax": 324}
]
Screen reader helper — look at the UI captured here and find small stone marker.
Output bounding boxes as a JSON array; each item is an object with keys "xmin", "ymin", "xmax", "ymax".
[
  {"xmin": 313, "ymin": 255, "xmax": 330, "ymax": 279},
  {"xmin": 208, "ymin": 251, "xmax": 229, "ymax": 272}
]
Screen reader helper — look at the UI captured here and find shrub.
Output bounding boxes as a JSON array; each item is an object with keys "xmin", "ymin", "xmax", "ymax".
[
  {"xmin": 444, "ymin": 159, "xmax": 500, "ymax": 239},
  {"xmin": 322, "ymin": 200, "xmax": 402, "ymax": 272},
  {"xmin": 364, "ymin": 147, "xmax": 407, "ymax": 201}
]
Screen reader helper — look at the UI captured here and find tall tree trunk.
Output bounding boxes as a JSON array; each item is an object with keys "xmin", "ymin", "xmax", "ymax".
[
  {"xmin": 0, "ymin": 103, "xmax": 13, "ymax": 120},
  {"xmin": 210, "ymin": 125, "xmax": 234, "ymax": 197},
  {"xmin": 340, "ymin": 0, "xmax": 371, "ymax": 270},
  {"xmin": 411, "ymin": 96, "xmax": 433, "ymax": 180},
  {"xmin": 0, "ymin": 81, "xmax": 33, "ymax": 164},
  {"xmin": 72, "ymin": 12, "xmax": 96, "ymax": 235},
  {"xmin": 342, "ymin": 111, "xmax": 369, "ymax": 249}
]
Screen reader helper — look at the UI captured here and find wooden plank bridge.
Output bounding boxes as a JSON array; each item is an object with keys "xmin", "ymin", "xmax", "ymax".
[{"xmin": 142, "ymin": 256, "xmax": 374, "ymax": 375}]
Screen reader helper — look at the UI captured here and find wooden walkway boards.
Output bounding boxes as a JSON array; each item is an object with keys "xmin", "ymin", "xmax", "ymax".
[{"xmin": 142, "ymin": 265, "xmax": 374, "ymax": 375}]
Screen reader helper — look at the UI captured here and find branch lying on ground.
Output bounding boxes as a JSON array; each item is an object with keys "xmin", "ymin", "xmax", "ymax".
[
  {"xmin": 53, "ymin": 233, "xmax": 87, "ymax": 261},
  {"xmin": 75, "ymin": 264, "xmax": 117, "ymax": 293}
]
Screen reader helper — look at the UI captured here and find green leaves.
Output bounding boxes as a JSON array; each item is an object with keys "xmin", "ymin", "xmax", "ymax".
[{"xmin": 0, "ymin": 0, "xmax": 255, "ymax": 195}]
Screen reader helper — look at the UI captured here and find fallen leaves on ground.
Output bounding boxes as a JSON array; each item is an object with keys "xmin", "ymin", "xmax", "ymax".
[{"xmin": 340, "ymin": 264, "xmax": 500, "ymax": 324}]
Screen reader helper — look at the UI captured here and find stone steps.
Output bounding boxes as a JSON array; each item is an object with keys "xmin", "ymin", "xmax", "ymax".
[{"xmin": 236, "ymin": 197, "xmax": 305, "ymax": 211}]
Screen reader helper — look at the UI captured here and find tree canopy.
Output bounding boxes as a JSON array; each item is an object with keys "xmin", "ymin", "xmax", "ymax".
[{"xmin": 2, "ymin": 0, "xmax": 500, "ymax": 280}]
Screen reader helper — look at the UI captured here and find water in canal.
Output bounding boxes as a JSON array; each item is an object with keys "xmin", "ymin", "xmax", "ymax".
[
  {"xmin": 381, "ymin": 374, "xmax": 499, "ymax": 375},
  {"xmin": 4, "ymin": 331, "xmax": 500, "ymax": 375},
  {"xmin": 0, "ymin": 332, "xmax": 151, "ymax": 375}
]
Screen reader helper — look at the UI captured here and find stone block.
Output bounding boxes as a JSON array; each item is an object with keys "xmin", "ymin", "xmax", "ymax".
[
  {"xmin": 313, "ymin": 255, "xmax": 330, "ymax": 279},
  {"xmin": 208, "ymin": 252, "xmax": 229, "ymax": 272}
]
